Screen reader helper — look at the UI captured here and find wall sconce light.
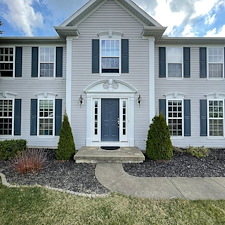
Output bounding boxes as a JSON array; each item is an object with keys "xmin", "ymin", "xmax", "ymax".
[
  {"xmin": 137, "ymin": 94, "xmax": 142, "ymax": 106},
  {"xmin": 79, "ymin": 95, "xmax": 83, "ymax": 107}
]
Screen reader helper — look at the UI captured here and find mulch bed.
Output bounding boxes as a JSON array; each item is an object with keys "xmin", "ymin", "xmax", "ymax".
[
  {"xmin": 0, "ymin": 150, "xmax": 108, "ymax": 195},
  {"xmin": 0, "ymin": 149, "xmax": 225, "ymax": 195},
  {"xmin": 123, "ymin": 149, "xmax": 225, "ymax": 177}
]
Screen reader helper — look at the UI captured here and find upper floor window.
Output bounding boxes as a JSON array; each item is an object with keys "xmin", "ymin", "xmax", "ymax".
[
  {"xmin": 167, "ymin": 47, "xmax": 182, "ymax": 78},
  {"xmin": 38, "ymin": 99, "xmax": 54, "ymax": 136},
  {"xmin": 40, "ymin": 47, "xmax": 55, "ymax": 77},
  {"xmin": 0, "ymin": 99, "xmax": 13, "ymax": 135},
  {"xmin": 100, "ymin": 39, "xmax": 120, "ymax": 73},
  {"xmin": 208, "ymin": 48, "xmax": 223, "ymax": 78},
  {"xmin": 0, "ymin": 48, "xmax": 13, "ymax": 77},
  {"xmin": 208, "ymin": 100, "xmax": 224, "ymax": 136}
]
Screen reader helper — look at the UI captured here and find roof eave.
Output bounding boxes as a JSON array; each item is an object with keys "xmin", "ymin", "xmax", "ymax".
[
  {"xmin": 54, "ymin": 26, "xmax": 80, "ymax": 39},
  {"xmin": 142, "ymin": 26, "xmax": 167, "ymax": 39}
]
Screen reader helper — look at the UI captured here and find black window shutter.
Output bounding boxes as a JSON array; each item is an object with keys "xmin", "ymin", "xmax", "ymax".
[
  {"xmin": 14, "ymin": 99, "xmax": 22, "ymax": 135},
  {"xmin": 55, "ymin": 99, "xmax": 62, "ymax": 136},
  {"xmin": 32, "ymin": 47, "xmax": 38, "ymax": 77},
  {"xmin": 30, "ymin": 99, "xmax": 37, "ymax": 135},
  {"xmin": 56, "ymin": 47, "xmax": 63, "ymax": 77},
  {"xmin": 92, "ymin": 39, "xmax": 99, "ymax": 73},
  {"xmin": 159, "ymin": 47, "xmax": 166, "ymax": 78},
  {"xmin": 200, "ymin": 47, "xmax": 207, "ymax": 78},
  {"xmin": 183, "ymin": 47, "xmax": 190, "ymax": 78},
  {"xmin": 200, "ymin": 99, "xmax": 207, "ymax": 136},
  {"xmin": 121, "ymin": 39, "xmax": 129, "ymax": 73},
  {"xmin": 159, "ymin": 99, "xmax": 166, "ymax": 119},
  {"xmin": 184, "ymin": 99, "xmax": 191, "ymax": 136},
  {"xmin": 15, "ymin": 47, "xmax": 22, "ymax": 77}
]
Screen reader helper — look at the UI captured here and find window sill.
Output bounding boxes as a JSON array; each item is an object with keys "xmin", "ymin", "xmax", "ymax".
[
  {"xmin": 207, "ymin": 78, "xmax": 224, "ymax": 81},
  {"xmin": 100, "ymin": 73, "xmax": 121, "ymax": 77},
  {"xmin": 171, "ymin": 136, "xmax": 184, "ymax": 140},
  {"xmin": 207, "ymin": 136, "xmax": 225, "ymax": 140},
  {"xmin": 166, "ymin": 77, "xmax": 183, "ymax": 80},
  {"xmin": 37, "ymin": 135, "xmax": 56, "ymax": 139}
]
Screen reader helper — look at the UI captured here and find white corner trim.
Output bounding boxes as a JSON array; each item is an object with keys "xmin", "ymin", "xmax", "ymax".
[
  {"xmin": 205, "ymin": 92, "xmax": 225, "ymax": 100},
  {"xmin": 0, "ymin": 91, "xmax": 17, "ymax": 98},
  {"xmin": 149, "ymin": 37, "xmax": 155, "ymax": 124},
  {"xmin": 66, "ymin": 37, "xmax": 73, "ymax": 122},
  {"xmin": 165, "ymin": 92, "xmax": 187, "ymax": 100}
]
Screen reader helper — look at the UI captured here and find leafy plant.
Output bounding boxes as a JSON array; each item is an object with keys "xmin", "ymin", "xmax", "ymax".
[
  {"xmin": 56, "ymin": 114, "xmax": 76, "ymax": 160},
  {"xmin": 11, "ymin": 149, "xmax": 47, "ymax": 174},
  {"xmin": 146, "ymin": 114, "xmax": 173, "ymax": 160},
  {"xmin": 0, "ymin": 139, "xmax": 27, "ymax": 160},
  {"xmin": 186, "ymin": 146, "xmax": 209, "ymax": 158}
]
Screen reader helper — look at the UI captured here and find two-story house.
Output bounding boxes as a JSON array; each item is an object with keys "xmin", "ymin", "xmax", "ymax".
[{"xmin": 1, "ymin": 0, "xmax": 225, "ymax": 150}]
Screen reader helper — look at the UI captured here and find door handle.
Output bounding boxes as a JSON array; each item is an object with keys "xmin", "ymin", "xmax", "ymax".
[{"xmin": 117, "ymin": 118, "xmax": 120, "ymax": 127}]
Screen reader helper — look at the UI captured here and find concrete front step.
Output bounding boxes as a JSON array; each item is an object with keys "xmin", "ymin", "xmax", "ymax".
[{"xmin": 74, "ymin": 147, "xmax": 145, "ymax": 163}]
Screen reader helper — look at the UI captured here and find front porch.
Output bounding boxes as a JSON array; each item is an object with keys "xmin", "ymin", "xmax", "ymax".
[{"xmin": 74, "ymin": 147, "xmax": 145, "ymax": 163}]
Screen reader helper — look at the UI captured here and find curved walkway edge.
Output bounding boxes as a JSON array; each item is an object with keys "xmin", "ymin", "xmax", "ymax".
[{"xmin": 95, "ymin": 163, "xmax": 225, "ymax": 200}]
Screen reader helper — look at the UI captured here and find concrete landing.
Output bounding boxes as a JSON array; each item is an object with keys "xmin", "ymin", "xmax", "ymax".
[
  {"xmin": 74, "ymin": 147, "xmax": 145, "ymax": 163},
  {"xmin": 95, "ymin": 163, "xmax": 225, "ymax": 200}
]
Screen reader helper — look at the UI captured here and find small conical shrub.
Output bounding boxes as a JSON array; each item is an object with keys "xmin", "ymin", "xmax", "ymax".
[
  {"xmin": 146, "ymin": 114, "xmax": 173, "ymax": 160},
  {"xmin": 56, "ymin": 114, "xmax": 76, "ymax": 160}
]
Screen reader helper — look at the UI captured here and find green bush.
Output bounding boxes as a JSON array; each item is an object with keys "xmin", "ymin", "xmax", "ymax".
[
  {"xmin": 56, "ymin": 114, "xmax": 76, "ymax": 160},
  {"xmin": 146, "ymin": 114, "xmax": 173, "ymax": 160},
  {"xmin": 0, "ymin": 139, "xmax": 27, "ymax": 160},
  {"xmin": 186, "ymin": 146, "xmax": 209, "ymax": 158}
]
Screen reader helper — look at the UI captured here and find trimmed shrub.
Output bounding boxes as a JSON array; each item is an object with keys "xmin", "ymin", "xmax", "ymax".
[
  {"xmin": 11, "ymin": 149, "xmax": 47, "ymax": 174},
  {"xmin": 56, "ymin": 114, "xmax": 76, "ymax": 160},
  {"xmin": 186, "ymin": 146, "xmax": 209, "ymax": 158},
  {"xmin": 146, "ymin": 114, "xmax": 173, "ymax": 160},
  {"xmin": 0, "ymin": 139, "xmax": 27, "ymax": 160}
]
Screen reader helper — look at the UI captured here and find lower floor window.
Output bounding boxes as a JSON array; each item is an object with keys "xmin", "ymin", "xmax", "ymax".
[
  {"xmin": 39, "ymin": 99, "xmax": 54, "ymax": 135},
  {"xmin": 167, "ymin": 100, "xmax": 183, "ymax": 136},
  {"xmin": 208, "ymin": 100, "xmax": 224, "ymax": 136},
  {"xmin": 0, "ymin": 99, "xmax": 13, "ymax": 135}
]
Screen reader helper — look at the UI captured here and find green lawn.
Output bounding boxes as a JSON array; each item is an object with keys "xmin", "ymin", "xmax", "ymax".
[{"xmin": 1, "ymin": 181, "xmax": 225, "ymax": 225}]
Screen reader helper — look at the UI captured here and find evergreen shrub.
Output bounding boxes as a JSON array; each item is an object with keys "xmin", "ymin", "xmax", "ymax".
[
  {"xmin": 0, "ymin": 139, "xmax": 27, "ymax": 160},
  {"xmin": 146, "ymin": 114, "xmax": 173, "ymax": 160},
  {"xmin": 56, "ymin": 114, "xmax": 76, "ymax": 160}
]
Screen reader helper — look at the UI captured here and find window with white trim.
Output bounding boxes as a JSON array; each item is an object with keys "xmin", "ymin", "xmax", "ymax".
[
  {"xmin": 0, "ymin": 48, "xmax": 14, "ymax": 77},
  {"xmin": 167, "ymin": 47, "xmax": 182, "ymax": 78},
  {"xmin": 40, "ymin": 47, "xmax": 55, "ymax": 77},
  {"xmin": 208, "ymin": 48, "xmax": 224, "ymax": 78},
  {"xmin": 100, "ymin": 39, "xmax": 120, "ymax": 73},
  {"xmin": 38, "ymin": 99, "xmax": 54, "ymax": 135},
  {"xmin": 167, "ymin": 100, "xmax": 183, "ymax": 136},
  {"xmin": 208, "ymin": 100, "xmax": 224, "ymax": 136},
  {"xmin": 0, "ymin": 99, "xmax": 13, "ymax": 135}
]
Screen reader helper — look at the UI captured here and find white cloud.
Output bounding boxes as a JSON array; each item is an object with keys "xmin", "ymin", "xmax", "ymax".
[
  {"xmin": 205, "ymin": 25, "xmax": 225, "ymax": 37},
  {"xmin": 182, "ymin": 25, "xmax": 197, "ymax": 37},
  {"xmin": 1, "ymin": 0, "xmax": 43, "ymax": 36},
  {"xmin": 205, "ymin": 14, "xmax": 216, "ymax": 25}
]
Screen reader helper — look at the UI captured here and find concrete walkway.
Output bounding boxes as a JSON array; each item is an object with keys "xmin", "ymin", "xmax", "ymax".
[{"xmin": 95, "ymin": 163, "xmax": 225, "ymax": 200}]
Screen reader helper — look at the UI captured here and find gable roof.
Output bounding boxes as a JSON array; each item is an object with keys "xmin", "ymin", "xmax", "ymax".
[{"xmin": 54, "ymin": 0, "xmax": 167, "ymax": 39}]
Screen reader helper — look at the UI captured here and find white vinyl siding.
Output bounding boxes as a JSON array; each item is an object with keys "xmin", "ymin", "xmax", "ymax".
[
  {"xmin": 39, "ymin": 47, "xmax": 55, "ymax": 77},
  {"xmin": 0, "ymin": 99, "xmax": 13, "ymax": 135},
  {"xmin": 167, "ymin": 47, "xmax": 182, "ymax": 78},
  {"xmin": 38, "ymin": 99, "xmax": 54, "ymax": 136},
  {"xmin": 208, "ymin": 48, "xmax": 224, "ymax": 78},
  {"xmin": 0, "ymin": 47, "xmax": 14, "ymax": 77},
  {"xmin": 208, "ymin": 100, "xmax": 224, "ymax": 137}
]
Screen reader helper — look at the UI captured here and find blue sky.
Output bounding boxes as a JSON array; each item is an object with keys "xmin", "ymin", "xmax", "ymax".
[{"xmin": 1, "ymin": 0, "xmax": 225, "ymax": 37}]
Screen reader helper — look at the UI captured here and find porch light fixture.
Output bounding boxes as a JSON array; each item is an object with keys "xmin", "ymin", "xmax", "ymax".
[
  {"xmin": 79, "ymin": 95, "xmax": 83, "ymax": 106},
  {"xmin": 137, "ymin": 94, "xmax": 142, "ymax": 106}
]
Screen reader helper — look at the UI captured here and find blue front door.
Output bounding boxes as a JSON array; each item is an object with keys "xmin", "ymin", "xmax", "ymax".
[{"xmin": 101, "ymin": 99, "xmax": 119, "ymax": 141}]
